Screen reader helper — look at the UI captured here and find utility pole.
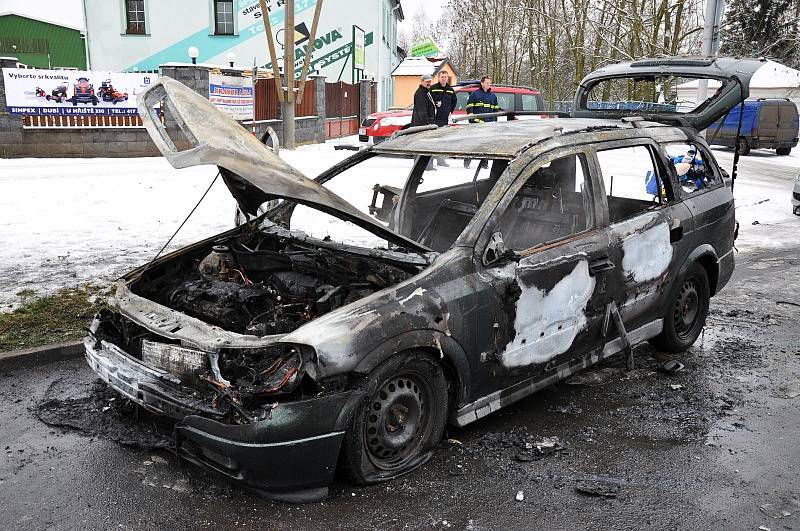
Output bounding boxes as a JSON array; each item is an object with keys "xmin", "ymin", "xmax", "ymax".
[
  {"xmin": 259, "ymin": 0, "xmax": 324, "ymax": 149},
  {"xmin": 697, "ymin": 0, "xmax": 726, "ymax": 106},
  {"xmin": 283, "ymin": 0, "xmax": 296, "ymax": 148}
]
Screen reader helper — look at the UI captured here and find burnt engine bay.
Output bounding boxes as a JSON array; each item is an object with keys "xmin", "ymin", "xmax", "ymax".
[{"xmin": 92, "ymin": 231, "xmax": 420, "ymax": 417}]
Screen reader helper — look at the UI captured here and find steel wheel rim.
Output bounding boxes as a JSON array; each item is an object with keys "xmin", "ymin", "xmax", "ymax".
[
  {"xmin": 365, "ymin": 371, "xmax": 430, "ymax": 471},
  {"xmin": 674, "ymin": 279, "xmax": 700, "ymax": 340},
  {"xmin": 737, "ymin": 139, "xmax": 747, "ymax": 153}
]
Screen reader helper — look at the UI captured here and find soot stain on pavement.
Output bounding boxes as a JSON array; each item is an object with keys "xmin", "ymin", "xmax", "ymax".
[{"xmin": 35, "ymin": 380, "xmax": 174, "ymax": 451}]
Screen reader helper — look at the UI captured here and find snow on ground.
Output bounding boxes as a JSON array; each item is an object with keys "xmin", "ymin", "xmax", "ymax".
[
  {"xmin": 710, "ymin": 147, "xmax": 800, "ymax": 252},
  {"xmin": 0, "ymin": 136, "xmax": 798, "ymax": 311}
]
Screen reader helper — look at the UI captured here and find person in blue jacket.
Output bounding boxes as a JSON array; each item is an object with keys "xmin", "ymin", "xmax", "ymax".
[
  {"xmin": 463, "ymin": 76, "xmax": 500, "ymax": 168},
  {"xmin": 670, "ymin": 145, "xmax": 706, "ymax": 190},
  {"xmin": 466, "ymin": 76, "xmax": 500, "ymax": 123}
]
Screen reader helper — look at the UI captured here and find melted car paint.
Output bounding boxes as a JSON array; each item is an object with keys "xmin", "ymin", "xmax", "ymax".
[
  {"xmin": 399, "ymin": 287, "xmax": 427, "ymax": 305},
  {"xmin": 621, "ymin": 222, "xmax": 672, "ymax": 283},
  {"xmin": 499, "ymin": 260, "xmax": 595, "ymax": 368}
]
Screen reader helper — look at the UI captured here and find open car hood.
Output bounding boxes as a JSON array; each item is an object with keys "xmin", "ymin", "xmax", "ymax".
[
  {"xmin": 572, "ymin": 56, "xmax": 768, "ymax": 131},
  {"xmin": 137, "ymin": 77, "xmax": 429, "ymax": 254}
]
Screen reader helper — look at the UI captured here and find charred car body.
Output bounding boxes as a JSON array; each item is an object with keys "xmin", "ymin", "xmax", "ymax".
[{"xmin": 86, "ymin": 57, "xmax": 766, "ymax": 501}]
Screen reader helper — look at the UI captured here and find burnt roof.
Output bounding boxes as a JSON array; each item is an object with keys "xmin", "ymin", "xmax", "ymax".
[{"xmin": 371, "ymin": 117, "xmax": 668, "ymax": 159}]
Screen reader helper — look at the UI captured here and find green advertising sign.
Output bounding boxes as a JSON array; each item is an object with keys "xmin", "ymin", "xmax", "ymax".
[
  {"xmin": 353, "ymin": 25, "xmax": 366, "ymax": 70},
  {"xmin": 410, "ymin": 37, "xmax": 440, "ymax": 57}
]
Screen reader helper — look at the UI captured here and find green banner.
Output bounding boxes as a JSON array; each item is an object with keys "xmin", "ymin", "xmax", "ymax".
[{"xmin": 410, "ymin": 37, "xmax": 440, "ymax": 57}]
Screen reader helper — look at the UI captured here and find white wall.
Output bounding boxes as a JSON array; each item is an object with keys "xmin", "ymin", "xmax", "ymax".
[{"xmin": 83, "ymin": 0, "xmax": 402, "ymax": 109}]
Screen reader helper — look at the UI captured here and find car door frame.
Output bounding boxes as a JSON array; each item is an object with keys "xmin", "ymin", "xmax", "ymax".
[
  {"xmin": 471, "ymin": 142, "xmax": 613, "ymax": 378},
  {"xmin": 588, "ymin": 136, "xmax": 695, "ymax": 333}
]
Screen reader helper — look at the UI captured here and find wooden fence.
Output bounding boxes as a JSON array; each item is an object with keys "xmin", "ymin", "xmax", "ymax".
[
  {"xmin": 324, "ymin": 81, "xmax": 360, "ymax": 138},
  {"xmin": 254, "ymin": 78, "xmax": 317, "ymax": 121}
]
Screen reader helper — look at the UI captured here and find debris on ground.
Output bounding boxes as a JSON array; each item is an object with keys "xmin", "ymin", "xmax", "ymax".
[
  {"xmin": 669, "ymin": 384, "xmax": 685, "ymax": 390},
  {"xmin": 550, "ymin": 403, "xmax": 583, "ymax": 415},
  {"xmin": 516, "ymin": 490, "xmax": 524, "ymax": 502},
  {"xmin": 775, "ymin": 381, "xmax": 800, "ymax": 399},
  {"xmin": 659, "ymin": 360, "xmax": 685, "ymax": 374},
  {"xmin": 759, "ymin": 498, "xmax": 799, "ymax": 519},
  {"xmin": 565, "ymin": 367, "xmax": 622, "ymax": 386},
  {"xmin": 35, "ymin": 380, "xmax": 174, "ymax": 451},
  {"xmin": 574, "ymin": 475, "xmax": 628, "ymax": 498}
]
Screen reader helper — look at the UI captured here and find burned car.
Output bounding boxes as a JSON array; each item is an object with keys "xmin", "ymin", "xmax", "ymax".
[{"xmin": 85, "ymin": 57, "xmax": 766, "ymax": 501}]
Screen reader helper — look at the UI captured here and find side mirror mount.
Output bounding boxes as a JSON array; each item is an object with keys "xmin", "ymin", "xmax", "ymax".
[{"xmin": 483, "ymin": 232, "xmax": 515, "ymax": 266}]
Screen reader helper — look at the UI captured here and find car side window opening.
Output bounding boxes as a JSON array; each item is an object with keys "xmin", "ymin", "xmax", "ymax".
[
  {"xmin": 496, "ymin": 153, "xmax": 594, "ymax": 252},
  {"xmin": 663, "ymin": 143, "xmax": 718, "ymax": 194},
  {"xmin": 596, "ymin": 145, "xmax": 671, "ymax": 224},
  {"xmin": 403, "ymin": 157, "xmax": 509, "ymax": 251},
  {"xmin": 521, "ymin": 94, "xmax": 540, "ymax": 111}
]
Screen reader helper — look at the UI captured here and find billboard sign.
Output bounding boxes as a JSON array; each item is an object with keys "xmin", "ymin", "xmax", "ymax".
[
  {"xmin": 1, "ymin": 68, "xmax": 156, "ymax": 116},
  {"xmin": 410, "ymin": 37, "xmax": 440, "ymax": 58},
  {"xmin": 353, "ymin": 25, "xmax": 366, "ymax": 71},
  {"xmin": 208, "ymin": 72, "xmax": 254, "ymax": 121}
]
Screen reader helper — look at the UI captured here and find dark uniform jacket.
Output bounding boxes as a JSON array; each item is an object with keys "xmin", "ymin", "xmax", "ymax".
[
  {"xmin": 430, "ymin": 82, "xmax": 458, "ymax": 126},
  {"xmin": 466, "ymin": 87, "xmax": 500, "ymax": 123},
  {"xmin": 410, "ymin": 85, "xmax": 436, "ymax": 127}
]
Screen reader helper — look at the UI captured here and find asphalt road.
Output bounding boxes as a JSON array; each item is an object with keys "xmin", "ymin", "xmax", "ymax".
[{"xmin": 1, "ymin": 153, "xmax": 798, "ymax": 530}]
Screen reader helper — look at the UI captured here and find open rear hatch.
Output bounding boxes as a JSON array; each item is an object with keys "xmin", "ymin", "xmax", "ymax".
[{"xmin": 572, "ymin": 56, "xmax": 768, "ymax": 131}]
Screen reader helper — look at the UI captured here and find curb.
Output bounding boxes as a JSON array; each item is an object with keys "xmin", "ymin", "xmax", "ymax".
[{"xmin": 0, "ymin": 340, "xmax": 84, "ymax": 367}]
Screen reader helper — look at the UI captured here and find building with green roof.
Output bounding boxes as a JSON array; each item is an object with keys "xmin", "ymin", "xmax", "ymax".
[{"xmin": 0, "ymin": 12, "xmax": 86, "ymax": 69}]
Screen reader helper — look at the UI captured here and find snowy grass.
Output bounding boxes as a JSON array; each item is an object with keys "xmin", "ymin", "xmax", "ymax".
[{"xmin": 0, "ymin": 284, "xmax": 105, "ymax": 351}]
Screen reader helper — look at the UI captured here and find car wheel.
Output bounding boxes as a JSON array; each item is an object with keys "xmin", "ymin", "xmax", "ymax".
[
  {"xmin": 794, "ymin": 205, "xmax": 800, "ymax": 216},
  {"xmin": 736, "ymin": 137, "xmax": 750, "ymax": 156},
  {"xmin": 649, "ymin": 263, "xmax": 710, "ymax": 353},
  {"xmin": 776, "ymin": 147, "xmax": 791, "ymax": 156},
  {"xmin": 340, "ymin": 351, "xmax": 448, "ymax": 485}
]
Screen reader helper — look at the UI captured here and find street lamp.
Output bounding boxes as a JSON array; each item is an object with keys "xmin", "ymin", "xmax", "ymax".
[
  {"xmin": 188, "ymin": 46, "xmax": 199, "ymax": 65},
  {"xmin": 226, "ymin": 52, "xmax": 236, "ymax": 68}
]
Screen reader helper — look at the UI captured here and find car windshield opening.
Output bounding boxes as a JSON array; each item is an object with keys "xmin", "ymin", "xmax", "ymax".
[{"xmin": 583, "ymin": 75, "xmax": 730, "ymax": 115}]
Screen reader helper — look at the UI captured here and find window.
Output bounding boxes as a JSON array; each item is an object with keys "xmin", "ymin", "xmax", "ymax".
[
  {"xmin": 403, "ymin": 157, "xmax": 508, "ymax": 251},
  {"xmin": 663, "ymin": 143, "xmax": 718, "ymax": 195},
  {"xmin": 521, "ymin": 94, "xmax": 540, "ymax": 111},
  {"xmin": 125, "ymin": 0, "xmax": 146, "ymax": 34},
  {"xmin": 596, "ymin": 145, "xmax": 670, "ymax": 224},
  {"xmin": 497, "ymin": 153, "xmax": 594, "ymax": 251},
  {"xmin": 455, "ymin": 91, "xmax": 514, "ymax": 112},
  {"xmin": 496, "ymin": 93, "xmax": 514, "ymax": 111},
  {"xmin": 215, "ymin": 0, "xmax": 235, "ymax": 35}
]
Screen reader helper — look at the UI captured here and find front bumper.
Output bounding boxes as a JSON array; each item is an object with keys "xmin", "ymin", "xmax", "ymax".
[{"xmin": 84, "ymin": 337, "xmax": 360, "ymax": 501}]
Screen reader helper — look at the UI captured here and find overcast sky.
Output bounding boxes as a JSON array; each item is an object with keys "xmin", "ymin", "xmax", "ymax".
[{"xmin": 1, "ymin": 0, "xmax": 444, "ymax": 38}]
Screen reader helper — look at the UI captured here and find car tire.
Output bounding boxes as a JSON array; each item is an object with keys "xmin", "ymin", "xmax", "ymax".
[
  {"xmin": 649, "ymin": 263, "xmax": 710, "ymax": 353},
  {"xmin": 736, "ymin": 137, "xmax": 750, "ymax": 156},
  {"xmin": 340, "ymin": 351, "xmax": 448, "ymax": 485},
  {"xmin": 776, "ymin": 147, "xmax": 791, "ymax": 156},
  {"xmin": 794, "ymin": 205, "xmax": 800, "ymax": 216}
]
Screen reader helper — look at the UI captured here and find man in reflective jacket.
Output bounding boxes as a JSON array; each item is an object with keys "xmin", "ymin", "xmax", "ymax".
[
  {"xmin": 430, "ymin": 70, "xmax": 458, "ymax": 166},
  {"xmin": 430, "ymin": 70, "xmax": 457, "ymax": 127},
  {"xmin": 466, "ymin": 76, "xmax": 500, "ymax": 123}
]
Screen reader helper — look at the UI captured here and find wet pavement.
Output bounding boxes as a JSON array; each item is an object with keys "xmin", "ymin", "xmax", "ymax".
[
  {"xmin": 0, "ymin": 242, "xmax": 798, "ymax": 530},
  {"xmin": 1, "ymin": 150, "xmax": 799, "ymax": 530}
]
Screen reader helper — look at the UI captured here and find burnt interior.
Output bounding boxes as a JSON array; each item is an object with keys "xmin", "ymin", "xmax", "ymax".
[{"xmin": 131, "ymin": 229, "xmax": 419, "ymax": 336}]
